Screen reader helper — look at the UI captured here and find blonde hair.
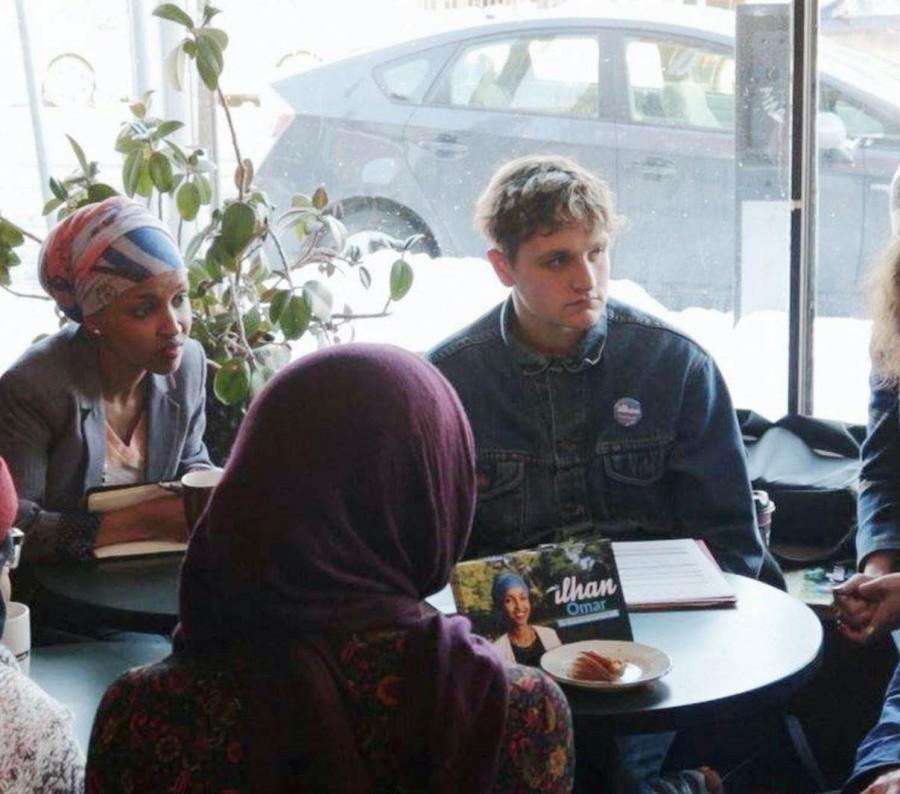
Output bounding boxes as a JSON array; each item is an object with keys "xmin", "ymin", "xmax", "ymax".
[
  {"xmin": 474, "ymin": 155, "xmax": 621, "ymax": 260},
  {"xmin": 868, "ymin": 236, "xmax": 900, "ymax": 385}
]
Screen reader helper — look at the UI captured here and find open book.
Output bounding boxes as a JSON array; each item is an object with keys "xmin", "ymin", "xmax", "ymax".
[{"xmin": 85, "ymin": 482, "xmax": 187, "ymax": 559}]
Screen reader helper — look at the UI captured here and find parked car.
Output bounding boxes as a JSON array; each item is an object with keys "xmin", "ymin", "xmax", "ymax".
[{"xmin": 255, "ymin": 4, "xmax": 900, "ymax": 315}]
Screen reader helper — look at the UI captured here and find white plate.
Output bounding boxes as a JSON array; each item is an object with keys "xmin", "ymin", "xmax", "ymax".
[{"xmin": 540, "ymin": 640, "xmax": 672, "ymax": 691}]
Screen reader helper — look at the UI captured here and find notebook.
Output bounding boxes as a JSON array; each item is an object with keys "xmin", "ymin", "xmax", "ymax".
[{"xmin": 85, "ymin": 482, "xmax": 187, "ymax": 559}]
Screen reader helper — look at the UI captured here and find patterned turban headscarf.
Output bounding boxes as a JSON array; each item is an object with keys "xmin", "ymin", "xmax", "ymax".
[{"xmin": 38, "ymin": 196, "xmax": 184, "ymax": 322}]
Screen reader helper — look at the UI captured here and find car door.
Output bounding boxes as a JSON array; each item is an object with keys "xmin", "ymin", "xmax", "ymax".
[
  {"xmin": 403, "ymin": 27, "xmax": 618, "ymax": 256},
  {"xmin": 818, "ymin": 75, "xmax": 900, "ymax": 314},
  {"xmin": 612, "ymin": 31, "xmax": 737, "ymax": 311}
]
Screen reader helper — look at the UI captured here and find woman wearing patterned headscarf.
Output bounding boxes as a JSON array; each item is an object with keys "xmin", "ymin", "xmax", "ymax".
[
  {"xmin": 0, "ymin": 456, "xmax": 84, "ymax": 792},
  {"xmin": 86, "ymin": 344, "xmax": 574, "ymax": 793},
  {"xmin": 0, "ymin": 197, "xmax": 211, "ymax": 563},
  {"xmin": 491, "ymin": 570, "xmax": 561, "ymax": 666}
]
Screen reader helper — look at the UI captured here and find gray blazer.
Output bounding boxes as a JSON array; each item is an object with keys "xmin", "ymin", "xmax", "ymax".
[{"xmin": 0, "ymin": 324, "xmax": 211, "ymax": 560}]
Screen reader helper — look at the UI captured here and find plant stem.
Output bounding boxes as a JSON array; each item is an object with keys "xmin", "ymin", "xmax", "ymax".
[
  {"xmin": 215, "ymin": 85, "xmax": 244, "ymax": 202},
  {"xmin": 1, "ymin": 285, "xmax": 51, "ymax": 301},
  {"xmin": 0, "ymin": 216, "xmax": 43, "ymax": 245},
  {"xmin": 229, "ymin": 270, "xmax": 255, "ymax": 365},
  {"xmin": 332, "ymin": 311, "xmax": 391, "ymax": 320},
  {"xmin": 157, "ymin": 191, "xmax": 163, "ymax": 220},
  {"xmin": 269, "ymin": 230, "xmax": 295, "ymax": 290}
]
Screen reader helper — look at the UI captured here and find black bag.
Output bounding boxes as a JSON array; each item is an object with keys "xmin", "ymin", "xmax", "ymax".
[{"xmin": 740, "ymin": 411, "xmax": 864, "ymax": 568}]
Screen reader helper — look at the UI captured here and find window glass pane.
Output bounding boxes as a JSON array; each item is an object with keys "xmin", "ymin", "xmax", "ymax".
[
  {"xmin": 813, "ymin": 6, "xmax": 900, "ymax": 422},
  {"xmin": 625, "ymin": 37, "xmax": 734, "ymax": 129},
  {"xmin": 440, "ymin": 34, "xmax": 599, "ymax": 117},
  {"xmin": 1, "ymin": 1, "xmax": 802, "ymax": 423}
]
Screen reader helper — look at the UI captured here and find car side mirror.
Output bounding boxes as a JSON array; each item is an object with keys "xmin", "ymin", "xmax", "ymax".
[{"xmin": 817, "ymin": 111, "xmax": 854, "ymax": 163}]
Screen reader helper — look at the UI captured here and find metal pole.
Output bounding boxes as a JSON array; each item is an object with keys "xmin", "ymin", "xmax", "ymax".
[
  {"xmin": 127, "ymin": 0, "xmax": 153, "ymax": 100},
  {"xmin": 787, "ymin": 0, "xmax": 818, "ymax": 415},
  {"xmin": 14, "ymin": 0, "xmax": 52, "ymax": 226}
]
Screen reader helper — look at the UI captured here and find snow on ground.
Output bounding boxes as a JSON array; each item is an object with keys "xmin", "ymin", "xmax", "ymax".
[{"xmin": 0, "ymin": 252, "xmax": 872, "ymax": 425}]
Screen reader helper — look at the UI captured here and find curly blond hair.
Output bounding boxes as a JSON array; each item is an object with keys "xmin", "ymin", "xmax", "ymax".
[
  {"xmin": 474, "ymin": 155, "xmax": 621, "ymax": 260},
  {"xmin": 868, "ymin": 235, "xmax": 900, "ymax": 384}
]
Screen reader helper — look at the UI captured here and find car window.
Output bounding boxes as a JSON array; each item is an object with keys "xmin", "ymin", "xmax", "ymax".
[
  {"xmin": 624, "ymin": 37, "xmax": 734, "ymax": 130},
  {"xmin": 374, "ymin": 46, "xmax": 454, "ymax": 104},
  {"xmin": 435, "ymin": 33, "xmax": 600, "ymax": 118},
  {"xmin": 820, "ymin": 82, "xmax": 900, "ymax": 138}
]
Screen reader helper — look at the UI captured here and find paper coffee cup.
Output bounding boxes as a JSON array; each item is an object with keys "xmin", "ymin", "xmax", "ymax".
[
  {"xmin": 1, "ymin": 601, "xmax": 31, "ymax": 676},
  {"xmin": 181, "ymin": 468, "xmax": 225, "ymax": 531},
  {"xmin": 753, "ymin": 490, "xmax": 776, "ymax": 546}
]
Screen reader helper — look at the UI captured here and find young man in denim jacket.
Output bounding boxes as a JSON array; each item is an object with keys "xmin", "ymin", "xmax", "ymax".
[
  {"xmin": 428, "ymin": 155, "xmax": 768, "ymax": 793},
  {"xmin": 428, "ymin": 155, "xmax": 766, "ymax": 579}
]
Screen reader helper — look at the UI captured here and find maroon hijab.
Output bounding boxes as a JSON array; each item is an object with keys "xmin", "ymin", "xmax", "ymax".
[{"xmin": 177, "ymin": 344, "xmax": 508, "ymax": 792}]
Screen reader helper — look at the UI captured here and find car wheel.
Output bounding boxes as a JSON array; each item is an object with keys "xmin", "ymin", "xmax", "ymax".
[{"xmin": 335, "ymin": 197, "xmax": 440, "ymax": 258}]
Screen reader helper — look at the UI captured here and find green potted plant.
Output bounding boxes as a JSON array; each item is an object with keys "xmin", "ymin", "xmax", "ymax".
[{"xmin": 0, "ymin": 2, "xmax": 420, "ymax": 462}]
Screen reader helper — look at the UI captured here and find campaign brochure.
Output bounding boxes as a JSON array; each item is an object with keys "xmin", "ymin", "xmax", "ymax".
[{"xmin": 450, "ymin": 537, "xmax": 632, "ymax": 646}]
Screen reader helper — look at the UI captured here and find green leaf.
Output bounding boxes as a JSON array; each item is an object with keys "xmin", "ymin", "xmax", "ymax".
[
  {"xmin": 221, "ymin": 201, "xmax": 256, "ymax": 255},
  {"xmin": 389, "ymin": 258, "xmax": 414, "ymax": 301},
  {"xmin": 42, "ymin": 197, "xmax": 63, "ymax": 216},
  {"xmin": 86, "ymin": 183, "xmax": 119, "ymax": 203},
  {"xmin": 130, "ymin": 101, "xmax": 147, "ymax": 119},
  {"xmin": 195, "ymin": 34, "xmax": 224, "ymax": 91},
  {"xmin": 153, "ymin": 3, "xmax": 195, "ymax": 28},
  {"xmin": 202, "ymin": 4, "xmax": 222, "ymax": 24},
  {"xmin": 303, "ymin": 279, "xmax": 333, "ymax": 322},
  {"xmin": 165, "ymin": 140, "xmax": 189, "ymax": 166},
  {"xmin": 202, "ymin": 28, "xmax": 228, "ymax": 51},
  {"xmin": 0, "ymin": 221, "xmax": 25, "ymax": 248},
  {"xmin": 0, "ymin": 267, "xmax": 10, "ymax": 287},
  {"xmin": 195, "ymin": 174, "xmax": 213, "ymax": 204},
  {"xmin": 185, "ymin": 231, "xmax": 206, "ymax": 263},
  {"xmin": 148, "ymin": 152, "xmax": 175, "ymax": 192},
  {"xmin": 177, "ymin": 180, "xmax": 201, "ymax": 221},
  {"xmin": 322, "ymin": 214, "xmax": 346, "ymax": 253},
  {"xmin": 164, "ymin": 43, "xmax": 188, "ymax": 92},
  {"xmin": 66, "ymin": 135, "xmax": 90, "ymax": 173},
  {"xmin": 122, "ymin": 149, "xmax": 143, "ymax": 197},
  {"xmin": 151, "ymin": 120, "xmax": 184, "ymax": 141},
  {"xmin": 204, "ymin": 236, "xmax": 229, "ymax": 278},
  {"xmin": 268, "ymin": 288, "xmax": 291, "ymax": 324},
  {"xmin": 280, "ymin": 294, "xmax": 311, "ymax": 340},
  {"xmin": 49, "ymin": 177, "xmax": 68, "ymax": 201},
  {"xmin": 134, "ymin": 161, "xmax": 154, "ymax": 197},
  {"xmin": 242, "ymin": 307, "xmax": 261, "ymax": 338},
  {"xmin": 213, "ymin": 358, "xmax": 251, "ymax": 406}
]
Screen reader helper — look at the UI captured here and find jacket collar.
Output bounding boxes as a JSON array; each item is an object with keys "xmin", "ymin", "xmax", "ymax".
[
  {"xmin": 498, "ymin": 296, "xmax": 608, "ymax": 375},
  {"xmin": 71, "ymin": 326, "xmax": 183, "ymax": 485}
]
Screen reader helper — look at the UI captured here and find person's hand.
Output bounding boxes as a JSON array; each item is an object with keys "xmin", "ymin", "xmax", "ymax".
[
  {"xmin": 834, "ymin": 573, "xmax": 878, "ymax": 641},
  {"xmin": 835, "ymin": 573, "xmax": 900, "ymax": 642},
  {"xmin": 862, "ymin": 766, "xmax": 900, "ymax": 793},
  {"xmin": 136, "ymin": 495, "xmax": 189, "ymax": 543},
  {"xmin": 863, "ymin": 550, "xmax": 900, "ymax": 577}
]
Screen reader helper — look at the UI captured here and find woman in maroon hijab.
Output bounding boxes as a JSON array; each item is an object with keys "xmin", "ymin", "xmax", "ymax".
[{"xmin": 86, "ymin": 344, "xmax": 574, "ymax": 793}]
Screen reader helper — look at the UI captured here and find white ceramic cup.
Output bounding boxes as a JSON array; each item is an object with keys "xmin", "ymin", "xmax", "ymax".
[{"xmin": 2, "ymin": 601, "xmax": 31, "ymax": 676}]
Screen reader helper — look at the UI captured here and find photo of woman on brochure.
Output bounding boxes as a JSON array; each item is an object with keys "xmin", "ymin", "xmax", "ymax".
[{"xmin": 491, "ymin": 571, "xmax": 562, "ymax": 666}]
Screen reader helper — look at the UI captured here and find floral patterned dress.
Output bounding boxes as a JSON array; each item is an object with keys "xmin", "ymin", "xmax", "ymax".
[{"xmin": 86, "ymin": 629, "xmax": 573, "ymax": 794}]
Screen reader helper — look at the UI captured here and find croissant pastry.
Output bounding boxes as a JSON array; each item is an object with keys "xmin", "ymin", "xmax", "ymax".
[{"xmin": 570, "ymin": 650, "xmax": 626, "ymax": 682}]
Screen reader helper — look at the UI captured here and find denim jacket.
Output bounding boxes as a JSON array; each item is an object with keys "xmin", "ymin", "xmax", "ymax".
[
  {"xmin": 428, "ymin": 297, "xmax": 764, "ymax": 578},
  {"xmin": 857, "ymin": 372, "xmax": 900, "ymax": 567}
]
